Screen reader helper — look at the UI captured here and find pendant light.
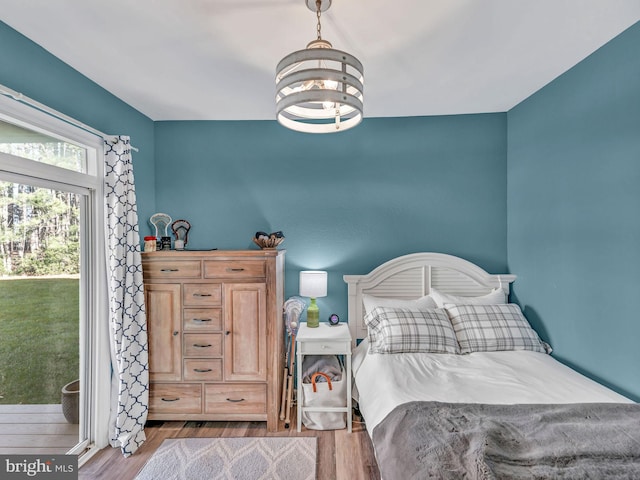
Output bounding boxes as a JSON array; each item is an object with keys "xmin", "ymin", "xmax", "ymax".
[{"xmin": 276, "ymin": 0, "xmax": 364, "ymax": 134}]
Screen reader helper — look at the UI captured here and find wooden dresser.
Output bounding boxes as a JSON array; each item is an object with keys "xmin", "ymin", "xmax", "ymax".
[{"xmin": 141, "ymin": 249, "xmax": 285, "ymax": 432}]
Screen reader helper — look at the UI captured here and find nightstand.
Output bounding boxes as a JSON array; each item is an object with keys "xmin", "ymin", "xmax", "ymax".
[{"xmin": 296, "ymin": 322, "xmax": 352, "ymax": 433}]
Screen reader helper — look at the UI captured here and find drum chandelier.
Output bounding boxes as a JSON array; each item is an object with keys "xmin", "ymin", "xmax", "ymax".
[{"xmin": 276, "ymin": 0, "xmax": 364, "ymax": 133}]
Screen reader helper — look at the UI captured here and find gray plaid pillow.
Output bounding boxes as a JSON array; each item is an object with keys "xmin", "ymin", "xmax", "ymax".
[
  {"xmin": 364, "ymin": 306, "xmax": 460, "ymax": 354},
  {"xmin": 446, "ymin": 304, "xmax": 551, "ymax": 354}
]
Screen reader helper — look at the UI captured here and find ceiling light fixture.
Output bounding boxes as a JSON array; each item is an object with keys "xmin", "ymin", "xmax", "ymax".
[{"xmin": 276, "ymin": 0, "xmax": 364, "ymax": 134}]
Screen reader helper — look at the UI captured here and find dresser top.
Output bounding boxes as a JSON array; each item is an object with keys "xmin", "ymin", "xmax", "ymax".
[{"xmin": 142, "ymin": 249, "xmax": 285, "ymax": 258}]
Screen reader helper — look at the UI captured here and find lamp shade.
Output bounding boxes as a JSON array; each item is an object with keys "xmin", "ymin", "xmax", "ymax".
[{"xmin": 299, "ymin": 270, "xmax": 327, "ymax": 298}]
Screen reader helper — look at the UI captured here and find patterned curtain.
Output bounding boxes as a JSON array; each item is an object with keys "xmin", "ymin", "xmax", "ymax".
[{"xmin": 104, "ymin": 136, "xmax": 149, "ymax": 456}]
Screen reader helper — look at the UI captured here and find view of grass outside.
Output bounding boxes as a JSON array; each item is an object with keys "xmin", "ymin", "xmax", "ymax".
[
  {"xmin": 0, "ymin": 277, "xmax": 79, "ymax": 404},
  {"xmin": 0, "ymin": 174, "xmax": 81, "ymax": 406}
]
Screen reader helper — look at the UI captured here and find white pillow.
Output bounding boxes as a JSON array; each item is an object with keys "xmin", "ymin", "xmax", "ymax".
[
  {"xmin": 364, "ymin": 306, "xmax": 460, "ymax": 354},
  {"xmin": 362, "ymin": 293, "xmax": 437, "ymax": 315},
  {"xmin": 430, "ymin": 288, "xmax": 506, "ymax": 308},
  {"xmin": 445, "ymin": 303, "xmax": 551, "ymax": 354}
]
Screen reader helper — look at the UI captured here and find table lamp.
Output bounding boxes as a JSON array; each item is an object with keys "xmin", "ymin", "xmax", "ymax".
[{"xmin": 299, "ymin": 270, "xmax": 327, "ymax": 328}]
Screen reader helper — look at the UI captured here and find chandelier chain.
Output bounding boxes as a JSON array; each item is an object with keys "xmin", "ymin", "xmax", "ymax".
[{"xmin": 316, "ymin": 0, "xmax": 322, "ymax": 40}]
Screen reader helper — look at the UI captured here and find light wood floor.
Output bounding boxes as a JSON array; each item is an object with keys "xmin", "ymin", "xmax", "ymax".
[
  {"xmin": 79, "ymin": 412, "xmax": 381, "ymax": 480},
  {"xmin": 0, "ymin": 404, "xmax": 79, "ymax": 454}
]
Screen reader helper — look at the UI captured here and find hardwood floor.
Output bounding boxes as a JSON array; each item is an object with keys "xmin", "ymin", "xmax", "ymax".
[
  {"xmin": 79, "ymin": 412, "xmax": 380, "ymax": 480},
  {"xmin": 0, "ymin": 404, "xmax": 78, "ymax": 454}
]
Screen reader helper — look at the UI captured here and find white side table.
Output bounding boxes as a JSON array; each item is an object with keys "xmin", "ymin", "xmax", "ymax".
[{"xmin": 296, "ymin": 322, "xmax": 352, "ymax": 433}]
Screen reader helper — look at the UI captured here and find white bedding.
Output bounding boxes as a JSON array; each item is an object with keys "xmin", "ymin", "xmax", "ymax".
[{"xmin": 352, "ymin": 339, "xmax": 631, "ymax": 436}]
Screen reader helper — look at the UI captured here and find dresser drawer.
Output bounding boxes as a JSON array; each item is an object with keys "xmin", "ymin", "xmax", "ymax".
[
  {"xmin": 184, "ymin": 359, "xmax": 222, "ymax": 381},
  {"xmin": 204, "ymin": 384, "xmax": 266, "ymax": 414},
  {"xmin": 183, "ymin": 283, "xmax": 222, "ymax": 306},
  {"xmin": 183, "ymin": 333, "xmax": 222, "ymax": 357},
  {"xmin": 150, "ymin": 383, "xmax": 202, "ymax": 414},
  {"xmin": 203, "ymin": 260, "xmax": 265, "ymax": 279},
  {"xmin": 143, "ymin": 260, "xmax": 201, "ymax": 279},
  {"xmin": 183, "ymin": 308, "xmax": 222, "ymax": 331}
]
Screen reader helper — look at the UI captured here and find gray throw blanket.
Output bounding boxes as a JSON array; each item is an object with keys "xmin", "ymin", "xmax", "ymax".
[{"xmin": 372, "ymin": 401, "xmax": 640, "ymax": 480}]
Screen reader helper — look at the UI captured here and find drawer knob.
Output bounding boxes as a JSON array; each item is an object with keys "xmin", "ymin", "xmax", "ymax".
[
  {"xmin": 194, "ymin": 368, "xmax": 212, "ymax": 373},
  {"xmin": 160, "ymin": 268, "xmax": 179, "ymax": 272},
  {"xmin": 225, "ymin": 331, "xmax": 231, "ymax": 336},
  {"xmin": 193, "ymin": 293, "xmax": 212, "ymax": 297},
  {"xmin": 322, "ymin": 345, "xmax": 329, "ymax": 349},
  {"xmin": 161, "ymin": 397, "xmax": 180, "ymax": 402},
  {"xmin": 226, "ymin": 398, "xmax": 245, "ymax": 403},
  {"xmin": 193, "ymin": 318, "xmax": 212, "ymax": 323},
  {"xmin": 173, "ymin": 331, "xmax": 179, "ymax": 336},
  {"xmin": 227, "ymin": 268, "xmax": 245, "ymax": 272},
  {"xmin": 193, "ymin": 343, "xmax": 212, "ymax": 348}
]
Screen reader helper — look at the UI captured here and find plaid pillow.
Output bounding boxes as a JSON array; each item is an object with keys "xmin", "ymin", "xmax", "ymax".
[
  {"xmin": 364, "ymin": 306, "xmax": 460, "ymax": 354},
  {"xmin": 446, "ymin": 304, "xmax": 551, "ymax": 354}
]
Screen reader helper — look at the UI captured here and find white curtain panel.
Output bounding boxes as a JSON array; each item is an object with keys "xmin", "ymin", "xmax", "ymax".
[{"xmin": 104, "ymin": 136, "xmax": 149, "ymax": 456}]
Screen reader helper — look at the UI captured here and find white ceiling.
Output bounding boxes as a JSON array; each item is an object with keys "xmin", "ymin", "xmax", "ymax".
[{"xmin": 2, "ymin": 1, "xmax": 639, "ymax": 121}]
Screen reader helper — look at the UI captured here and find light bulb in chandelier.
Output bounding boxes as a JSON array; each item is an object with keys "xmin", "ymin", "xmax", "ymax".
[{"xmin": 276, "ymin": 0, "xmax": 364, "ymax": 133}]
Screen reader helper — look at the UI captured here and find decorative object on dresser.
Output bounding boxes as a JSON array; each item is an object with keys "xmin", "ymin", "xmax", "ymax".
[
  {"xmin": 171, "ymin": 219, "xmax": 191, "ymax": 250},
  {"xmin": 149, "ymin": 213, "xmax": 172, "ymax": 239},
  {"xmin": 299, "ymin": 270, "xmax": 327, "ymax": 328},
  {"xmin": 141, "ymin": 249, "xmax": 285, "ymax": 432},
  {"xmin": 143, "ymin": 236, "xmax": 157, "ymax": 252},
  {"xmin": 150, "ymin": 212, "xmax": 172, "ymax": 250},
  {"xmin": 253, "ymin": 230, "xmax": 285, "ymax": 249}
]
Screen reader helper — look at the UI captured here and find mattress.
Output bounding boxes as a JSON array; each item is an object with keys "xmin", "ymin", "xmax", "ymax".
[{"xmin": 352, "ymin": 339, "xmax": 631, "ymax": 435}]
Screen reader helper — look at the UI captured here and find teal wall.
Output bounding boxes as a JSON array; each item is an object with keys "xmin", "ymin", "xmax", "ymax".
[
  {"xmin": 154, "ymin": 115, "xmax": 508, "ymax": 323},
  {"xmin": 507, "ymin": 21, "xmax": 640, "ymax": 400},
  {"xmin": 0, "ymin": 21, "xmax": 156, "ymax": 225}
]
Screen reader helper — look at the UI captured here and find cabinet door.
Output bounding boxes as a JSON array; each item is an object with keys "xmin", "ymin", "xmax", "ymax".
[
  {"xmin": 223, "ymin": 283, "xmax": 266, "ymax": 382},
  {"xmin": 146, "ymin": 283, "xmax": 182, "ymax": 381}
]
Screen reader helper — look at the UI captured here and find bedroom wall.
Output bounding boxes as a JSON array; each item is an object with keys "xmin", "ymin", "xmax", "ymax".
[
  {"xmin": 154, "ymin": 114, "xmax": 508, "ymax": 323},
  {"xmin": 0, "ymin": 21, "xmax": 156, "ymax": 224},
  {"xmin": 507, "ymin": 21, "xmax": 640, "ymax": 400}
]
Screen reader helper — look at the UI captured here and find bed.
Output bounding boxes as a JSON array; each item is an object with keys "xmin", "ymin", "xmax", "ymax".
[{"xmin": 344, "ymin": 252, "xmax": 640, "ymax": 479}]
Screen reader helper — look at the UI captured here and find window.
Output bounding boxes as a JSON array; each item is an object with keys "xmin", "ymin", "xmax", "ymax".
[
  {"xmin": 0, "ymin": 93, "xmax": 109, "ymax": 460},
  {"xmin": 0, "ymin": 118, "xmax": 88, "ymax": 173}
]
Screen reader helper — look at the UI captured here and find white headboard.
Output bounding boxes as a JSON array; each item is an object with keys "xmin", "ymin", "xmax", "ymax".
[{"xmin": 343, "ymin": 252, "xmax": 516, "ymax": 345}]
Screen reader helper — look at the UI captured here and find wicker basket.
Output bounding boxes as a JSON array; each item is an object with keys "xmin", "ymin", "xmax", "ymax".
[{"xmin": 252, "ymin": 231, "xmax": 285, "ymax": 249}]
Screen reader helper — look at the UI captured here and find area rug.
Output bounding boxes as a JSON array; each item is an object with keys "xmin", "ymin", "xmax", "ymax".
[{"xmin": 134, "ymin": 437, "xmax": 317, "ymax": 480}]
